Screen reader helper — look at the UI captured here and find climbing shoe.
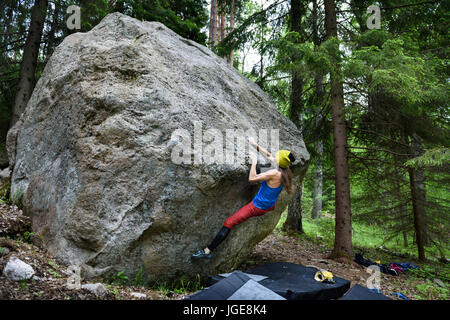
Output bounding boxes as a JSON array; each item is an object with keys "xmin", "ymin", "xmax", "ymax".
[{"xmin": 191, "ymin": 249, "xmax": 212, "ymax": 260}]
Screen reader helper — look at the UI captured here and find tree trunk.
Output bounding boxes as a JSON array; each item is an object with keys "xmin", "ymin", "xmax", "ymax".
[
  {"xmin": 311, "ymin": 0, "xmax": 323, "ymax": 220},
  {"xmin": 311, "ymin": 75, "xmax": 324, "ymax": 219},
  {"xmin": 288, "ymin": 0, "xmax": 304, "ymax": 128},
  {"xmin": 241, "ymin": 49, "xmax": 246, "ymax": 73},
  {"xmin": 10, "ymin": 0, "xmax": 48, "ymax": 128},
  {"xmin": 283, "ymin": 185, "xmax": 304, "ymax": 234},
  {"xmin": 408, "ymin": 167, "xmax": 426, "ymax": 261},
  {"xmin": 402, "ymin": 217, "xmax": 408, "ymax": 247},
  {"xmin": 324, "ymin": 0, "xmax": 353, "ymax": 260},
  {"xmin": 213, "ymin": 0, "xmax": 219, "ymax": 45},
  {"xmin": 311, "ymin": 138, "xmax": 323, "ymax": 219},
  {"xmin": 209, "ymin": 0, "xmax": 214, "ymax": 45},
  {"xmin": 219, "ymin": 2, "xmax": 226, "ymax": 42},
  {"xmin": 44, "ymin": 1, "xmax": 60, "ymax": 65},
  {"xmin": 209, "ymin": 0, "xmax": 218, "ymax": 46},
  {"xmin": 282, "ymin": 0, "xmax": 306, "ymax": 233},
  {"xmin": 218, "ymin": 14, "xmax": 222, "ymax": 42},
  {"xmin": 312, "ymin": 0, "xmax": 320, "ymax": 44},
  {"xmin": 290, "ymin": 72, "xmax": 303, "ymax": 128},
  {"xmin": 227, "ymin": 0, "xmax": 235, "ymax": 65},
  {"xmin": 411, "ymin": 133, "xmax": 429, "ymax": 246},
  {"xmin": 394, "ymin": 164, "xmax": 408, "ymax": 247}
]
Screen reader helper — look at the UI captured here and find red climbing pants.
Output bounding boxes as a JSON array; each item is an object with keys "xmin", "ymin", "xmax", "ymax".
[{"xmin": 223, "ymin": 201, "xmax": 276, "ymax": 229}]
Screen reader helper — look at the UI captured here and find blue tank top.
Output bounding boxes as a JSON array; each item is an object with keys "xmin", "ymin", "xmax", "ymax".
[{"xmin": 252, "ymin": 181, "xmax": 283, "ymax": 210}]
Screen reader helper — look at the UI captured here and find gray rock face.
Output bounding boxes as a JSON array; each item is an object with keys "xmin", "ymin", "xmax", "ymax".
[
  {"xmin": 0, "ymin": 167, "xmax": 10, "ymax": 180},
  {"xmin": 8, "ymin": 13, "xmax": 309, "ymax": 282},
  {"xmin": 3, "ymin": 257, "xmax": 35, "ymax": 281},
  {"xmin": 81, "ymin": 283, "xmax": 107, "ymax": 297},
  {"xmin": 130, "ymin": 292, "xmax": 147, "ymax": 299}
]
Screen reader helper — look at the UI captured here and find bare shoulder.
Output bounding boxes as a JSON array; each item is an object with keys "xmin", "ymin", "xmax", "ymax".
[
  {"xmin": 266, "ymin": 169, "xmax": 280, "ymax": 176},
  {"xmin": 266, "ymin": 169, "xmax": 282, "ymax": 179}
]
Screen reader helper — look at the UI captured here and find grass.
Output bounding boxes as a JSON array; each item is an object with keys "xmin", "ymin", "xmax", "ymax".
[
  {"xmin": 148, "ymin": 274, "xmax": 204, "ymax": 296},
  {"xmin": 106, "ymin": 268, "xmax": 204, "ymax": 297},
  {"xmin": 277, "ymin": 208, "xmax": 449, "ymax": 262},
  {"xmin": 19, "ymin": 280, "xmax": 29, "ymax": 290},
  {"xmin": 134, "ymin": 267, "xmax": 145, "ymax": 287},
  {"xmin": 47, "ymin": 259, "xmax": 62, "ymax": 279},
  {"xmin": 415, "ymin": 280, "xmax": 448, "ymax": 300},
  {"xmin": 0, "ymin": 180, "xmax": 11, "ymax": 203},
  {"xmin": 107, "ymin": 285, "xmax": 122, "ymax": 299},
  {"xmin": 276, "ymin": 208, "xmax": 450, "ymax": 300},
  {"xmin": 47, "ymin": 269, "xmax": 61, "ymax": 279}
]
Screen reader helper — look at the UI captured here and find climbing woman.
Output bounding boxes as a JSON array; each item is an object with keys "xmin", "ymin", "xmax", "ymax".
[{"xmin": 191, "ymin": 137, "xmax": 295, "ymax": 260}]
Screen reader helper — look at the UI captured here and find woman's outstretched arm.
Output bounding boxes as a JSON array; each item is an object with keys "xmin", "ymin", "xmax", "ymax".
[
  {"xmin": 248, "ymin": 153, "xmax": 277, "ymax": 183},
  {"xmin": 248, "ymin": 137, "xmax": 277, "ymax": 166}
]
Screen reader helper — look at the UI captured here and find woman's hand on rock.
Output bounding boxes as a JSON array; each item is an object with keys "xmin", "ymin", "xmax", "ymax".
[{"xmin": 248, "ymin": 137, "xmax": 257, "ymax": 147}]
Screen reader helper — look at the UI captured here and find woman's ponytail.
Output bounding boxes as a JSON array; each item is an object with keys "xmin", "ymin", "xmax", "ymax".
[{"xmin": 280, "ymin": 167, "xmax": 293, "ymax": 194}]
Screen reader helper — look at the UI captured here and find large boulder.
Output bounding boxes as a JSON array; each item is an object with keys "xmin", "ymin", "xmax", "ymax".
[{"xmin": 7, "ymin": 13, "xmax": 309, "ymax": 282}]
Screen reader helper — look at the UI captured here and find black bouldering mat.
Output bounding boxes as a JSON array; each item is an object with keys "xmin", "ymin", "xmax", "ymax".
[
  {"xmin": 339, "ymin": 284, "xmax": 392, "ymax": 300},
  {"xmin": 186, "ymin": 270, "xmax": 285, "ymax": 300},
  {"xmin": 209, "ymin": 262, "xmax": 351, "ymax": 300}
]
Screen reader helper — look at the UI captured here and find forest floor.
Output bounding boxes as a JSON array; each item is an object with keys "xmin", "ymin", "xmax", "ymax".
[
  {"xmin": 0, "ymin": 202, "xmax": 185, "ymax": 300},
  {"xmin": 239, "ymin": 231, "xmax": 448, "ymax": 300},
  {"xmin": 0, "ymin": 201, "xmax": 448, "ymax": 300}
]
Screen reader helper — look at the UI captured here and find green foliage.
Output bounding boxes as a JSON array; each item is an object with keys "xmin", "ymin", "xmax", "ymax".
[
  {"xmin": 316, "ymin": 218, "xmax": 335, "ymax": 245},
  {"xmin": 172, "ymin": 274, "xmax": 203, "ymax": 294},
  {"xmin": 409, "ymin": 264, "xmax": 450, "ymax": 284},
  {"xmin": 108, "ymin": 285, "xmax": 121, "ymax": 298},
  {"xmin": 300, "ymin": 216, "xmax": 335, "ymax": 246},
  {"xmin": 48, "ymin": 259, "xmax": 57, "ymax": 268},
  {"xmin": 346, "ymin": 33, "xmax": 448, "ymax": 110},
  {"xmin": 408, "ymin": 263, "xmax": 450, "ymax": 300},
  {"xmin": 123, "ymin": 0, "xmax": 209, "ymax": 45},
  {"xmin": 46, "ymin": 259, "xmax": 61, "ymax": 278},
  {"xmin": 273, "ymin": 32, "xmax": 332, "ymax": 78},
  {"xmin": 153, "ymin": 281, "xmax": 171, "ymax": 297},
  {"xmin": 33, "ymin": 291, "xmax": 43, "ymax": 297},
  {"xmin": 0, "ymin": 179, "xmax": 11, "ymax": 203},
  {"xmin": 134, "ymin": 267, "xmax": 145, "ymax": 286},
  {"xmin": 66, "ymin": 0, "xmax": 109, "ymax": 32},
  {"xmin": 340, "ymin": 17, "xmax": 449, "ymax": 261},
  {"xmin": 19, "ymin": 279, "xmax": 29, "ymax": 290},
  {"xmin": 47, "ymin": 268, "xmax": 61, "ymax": 279},
  {"xmin": 113, "ymin": 270, "xmax": 129, "ymax": 285},
  {"xmin": 64, "ymin": 0, "xmax": 209, "ymax": 44},
  {"xmin": 149, "ymin": 274, "xmax": 204, "ymax": 296},
  {"xmin": 405, "ymin": 147, "xmax": 450, "ymax": 168},
  {"xmin": 298, "ymin": 197, "xmax": 450, "ymax": 263},
  {"xmin": 415, "ymin": 280, "xmax": 448, "ymax": 300},
  {"xmin": 22, "ymin": 231, "xmax": 34, "ymax": 244}
]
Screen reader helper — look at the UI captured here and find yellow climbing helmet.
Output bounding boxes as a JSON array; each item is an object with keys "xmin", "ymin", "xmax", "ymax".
[
  {"xmin": 275, "ymin": 150, "xmax": 292, "ymax": 169},
  {"xmin": 314, "ymin": 270, "xmax": 335, "ymax": 284}
]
